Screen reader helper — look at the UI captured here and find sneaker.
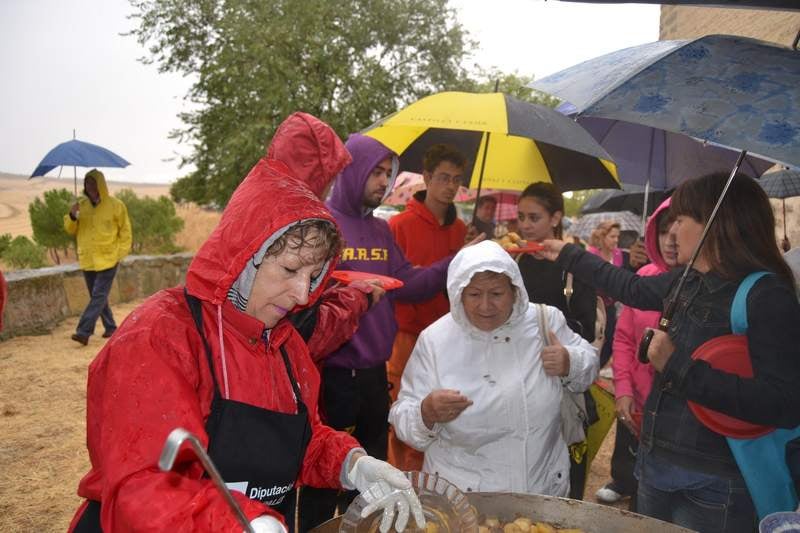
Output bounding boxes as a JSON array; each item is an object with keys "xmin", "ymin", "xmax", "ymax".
[
  {"xmin": 71, "ymin": 333, "xmax": 89, "ymax": 346},
  {"xmin": 595, "ymin": 482, "xmax": 629, "ymax": 504},
  {"xmin": 102, "ymin": 330, "xmax": 115, "ymax": 338}
]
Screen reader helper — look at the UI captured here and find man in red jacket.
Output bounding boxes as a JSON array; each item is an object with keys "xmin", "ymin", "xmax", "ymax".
[{"xmin": 386, "ymin": 144, "xmax": 469, "ymax": 471}]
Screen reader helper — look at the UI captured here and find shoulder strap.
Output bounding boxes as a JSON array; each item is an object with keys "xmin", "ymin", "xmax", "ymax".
[
  {"xmin": 537, "ymin": 303, "xmax": 550, "ymax": 346},
  {"xmin": 730, "ymin": 272, "xmax": 770, "ymax": 335},
  {"xmin": 183, "ymin": 288, "xmax": 222, "ymax": 402},
  {"xmin": 563, "ymin": 272, "xmax": 574, "ymax": 308}
]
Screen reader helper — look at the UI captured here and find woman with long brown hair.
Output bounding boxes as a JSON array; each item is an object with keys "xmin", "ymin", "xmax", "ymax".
[{"xmin": 538, "ymin": 172, "xmax": 800, "ymax": 532}]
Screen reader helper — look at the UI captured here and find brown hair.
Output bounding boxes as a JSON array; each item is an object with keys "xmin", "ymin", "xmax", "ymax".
[
  {"xmin": 519, "ymin": 182, "xmax": 564, "ymax": 239},
  {"xmin": 423, "ymin": 144, "xmax": 467, "ymax": 174},
  {"xmin": 670, "ymin": 172, "xmax": 795, "ymax": 288},
  {"xmin": 477, "ymin": 196, "xmax": 498, "ymax": 209},
  {"xmin": 266, "ymin": 219, "xmax": 341, "ymax": 264},
  {"xmin": 589, "ymin": 220, "xmax": 621, "ymax": 249}
]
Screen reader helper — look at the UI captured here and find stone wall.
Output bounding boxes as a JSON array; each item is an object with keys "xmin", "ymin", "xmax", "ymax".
[
  {"xmin": 1, "ymin": 253, "xmax": 193, "ymax": 340},
  {"xmin": 659, "ymin": 5, "xmax": 800, "ymax": 45}
]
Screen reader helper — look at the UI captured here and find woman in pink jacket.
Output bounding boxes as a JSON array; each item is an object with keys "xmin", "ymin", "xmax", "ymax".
[{"xmin": 596, "ymin": 198, "xmax": 678, "ymax": 507}]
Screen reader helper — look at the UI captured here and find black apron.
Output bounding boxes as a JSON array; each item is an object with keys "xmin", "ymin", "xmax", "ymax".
[{"xmin": 74, "ymin": 290, "xmax": 312, "ymax": 532}]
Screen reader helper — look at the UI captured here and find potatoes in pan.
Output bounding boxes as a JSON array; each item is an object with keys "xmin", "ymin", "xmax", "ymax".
[{"xmin": 478, "ymin": 516, "xmax": 585, "ymax": 533}]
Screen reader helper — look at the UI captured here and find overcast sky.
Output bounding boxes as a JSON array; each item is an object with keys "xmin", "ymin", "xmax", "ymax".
[{"xmin": 0, "ymin": 0, "xmax": 659, "ymax": 184}]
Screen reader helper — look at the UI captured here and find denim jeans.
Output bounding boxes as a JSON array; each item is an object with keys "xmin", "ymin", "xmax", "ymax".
[
  {"xmin": 76, "ymin": 265, "xmax": 118, "ymax": 337},
  {"xmin": 637, "ymin": 476, "xmax": 757, "ymax": 533}
]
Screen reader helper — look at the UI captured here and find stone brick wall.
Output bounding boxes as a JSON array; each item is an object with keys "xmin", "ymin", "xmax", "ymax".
[
  {"xmin": 1, "ymin": 253, "xmax": 193, "ymax": 340},
  {"xmin": 660, "ymin": 5, "xmax": 800, "ymax": 45}
]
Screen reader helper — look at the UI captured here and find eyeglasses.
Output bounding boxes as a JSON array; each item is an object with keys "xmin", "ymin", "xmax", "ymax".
[{"xmin": 431, "ymin": 173, "xmax": 463, "ymax": 186}]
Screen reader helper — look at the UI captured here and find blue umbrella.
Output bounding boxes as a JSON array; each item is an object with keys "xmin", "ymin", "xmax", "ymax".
[
  {"xmin": 30, "ymin": 137, "xmax": 130, "ymax": 195},
  {"xmin": 556, "ymin": 102, "xmax": 774, "ymax": 190},
  {"xmin": 532, "ymin": 34, "xmax": 800, "ymax": 168}
]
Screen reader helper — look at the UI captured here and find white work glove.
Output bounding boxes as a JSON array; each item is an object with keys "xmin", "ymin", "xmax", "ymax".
[
  {"xmin": 248, "ymin": 515, "xmax": 287, "ymax": 533},
  {"xmin": 347, "ymin": 456, "xmax": 426, "ymax": 533}
]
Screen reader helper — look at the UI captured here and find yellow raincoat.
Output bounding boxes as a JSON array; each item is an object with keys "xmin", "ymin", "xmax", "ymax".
[{"xmin": 63, "ymin": 170, "xmax": 132, "ymax": 271}]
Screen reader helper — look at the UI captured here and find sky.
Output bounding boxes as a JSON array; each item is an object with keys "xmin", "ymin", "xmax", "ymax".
[{"xmin": 0, "ymin": 0, "xmax": 659, "ymax": 184}]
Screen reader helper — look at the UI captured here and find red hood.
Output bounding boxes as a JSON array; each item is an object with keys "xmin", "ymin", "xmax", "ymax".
[
  {"xmin": 186, "ymin": 159, "xmax": 339, "ymax": 308},
  {"xmin": 265, "ymin": 112, "xmax": 352, "ymax": 197},
  {"xmin": 644, "ymin": 197, "xmax": 672, "ymax": 273}
]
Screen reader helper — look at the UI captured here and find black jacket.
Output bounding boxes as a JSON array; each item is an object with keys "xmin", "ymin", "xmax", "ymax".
[
  {"xmin": 517, "ymin": 253, "xmax": 597, "ymax": 343},
  {"xmin": 557, "ymin": 244, "xmax": 800, "ymax": 477}
]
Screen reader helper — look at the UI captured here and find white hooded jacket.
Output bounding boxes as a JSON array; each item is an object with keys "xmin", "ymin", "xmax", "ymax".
[{"xmin": 388, "ymin": 241, "xmax": 598, "ymax": 496}]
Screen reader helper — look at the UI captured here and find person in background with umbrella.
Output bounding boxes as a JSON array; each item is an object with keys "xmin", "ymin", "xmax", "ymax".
[
  {"xmin": 537, "ymin": 173, "xmax": 800, "ymax": 532},
  {"xmin": 387, "ymin": 144, "xmax": 469, "ymax": 472},
  {"xmin": 514, "ymin": 182, "xmax": 600, "ymax": 500},
  {"xmin": 472, "ymin": 195, "xmax": 498, "ymax": 239},
  {"xmin": 597, "ymin": 198, "xmax": 678, "ymax": 510},
  {"xmin": 64, "ymin": 169, "xmax": 132, "ymax": 345}
]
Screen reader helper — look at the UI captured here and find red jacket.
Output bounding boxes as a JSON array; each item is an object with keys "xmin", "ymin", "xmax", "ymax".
[
  {"xmin": 389, "ymin": 192, "xmax": 466, "ymax": 335},
  {"xmin": 72, "ymin": 156, "xmax": 359, "ymax": 531}
]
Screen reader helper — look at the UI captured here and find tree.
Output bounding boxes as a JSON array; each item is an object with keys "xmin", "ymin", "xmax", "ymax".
[
  {"xmin": 128, "ymin": 0, "xmax": 477, "ymax": 207},
  {"xmin": 0, "ymin": 233, "xmax": 11, "ymax": 258},
  {"xmin": 28, "ymin": 188, "xmax": 75, "ymax": 265},
  {"xmin": 115, "ymin": 189, "xmax": 185, "ymax": 254},
  {"xmin": 466, "ymin": 68, "xmax": 560, "ymax": 108}
]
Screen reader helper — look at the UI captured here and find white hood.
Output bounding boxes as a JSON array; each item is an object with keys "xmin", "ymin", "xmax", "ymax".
[{"xmin": 447, "ymin": 241, "xmax": 531, "ymax": 335}]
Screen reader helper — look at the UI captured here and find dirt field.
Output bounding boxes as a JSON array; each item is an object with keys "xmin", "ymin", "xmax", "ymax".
[{"xmin": 0, "ymin": 300, "xmax": 621, "ymax": 531}]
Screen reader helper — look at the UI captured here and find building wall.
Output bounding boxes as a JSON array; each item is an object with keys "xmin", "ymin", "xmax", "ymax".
[{"xmin": 660, "ymin": 5, "xmax": 800, "ymax": 46}]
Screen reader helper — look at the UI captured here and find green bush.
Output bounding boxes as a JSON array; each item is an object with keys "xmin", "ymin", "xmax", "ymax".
[
  {"xmin": 0, "ymin": 233, "xmax": 11, "ymax": 257},
  {"xmin": 115, "ymin": 189, "xmax": 185, "ymax": 254},
  {"xmin": 28, "ymin": 188, "xmax": 75, "ymax": 264},
  {"xmin": 4, "ymin": 236, "xmax": 47, "ymax": 269}
]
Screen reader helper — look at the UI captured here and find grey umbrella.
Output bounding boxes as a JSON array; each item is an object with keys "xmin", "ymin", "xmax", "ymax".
[{"xmin": 758, "ymin": 169, "xmax": 800, "ymax": 250}]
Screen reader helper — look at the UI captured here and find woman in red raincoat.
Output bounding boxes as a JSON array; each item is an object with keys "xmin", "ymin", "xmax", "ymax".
[{"xmin": 69, "ymin": 123, "xmax": 423, "ymax": 533}]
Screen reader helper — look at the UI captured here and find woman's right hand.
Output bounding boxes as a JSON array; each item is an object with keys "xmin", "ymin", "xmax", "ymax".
[
  {"xmin": 420, "ymin": 389, "xmax": 473, "ymax": 429},
  {"xmin": 536, "ymin": 239, "xmax": 567, "ymax": 261},
  {"xmin": 615, "ymin": 396, "xmax": 637, "ymax": 435}
]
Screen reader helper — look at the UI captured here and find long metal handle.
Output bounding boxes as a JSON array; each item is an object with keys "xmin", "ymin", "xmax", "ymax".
[
  {"xmin": 637, "ymin": 150, "xmax": 747, "ymax": 364},
  {"xmin": 159, "ymin": 427, "xmax": 256, "ymax": 533}
]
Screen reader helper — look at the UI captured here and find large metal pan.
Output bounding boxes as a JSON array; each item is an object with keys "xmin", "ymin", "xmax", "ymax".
[{"xmin": 310, "ymin": 492, "xmax": 694, "ymax": 533}]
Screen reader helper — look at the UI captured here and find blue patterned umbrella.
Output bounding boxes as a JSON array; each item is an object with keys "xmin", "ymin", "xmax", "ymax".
[{"xmin": 531, "ymin": 35, "xmax": 800, "ymax": 168}]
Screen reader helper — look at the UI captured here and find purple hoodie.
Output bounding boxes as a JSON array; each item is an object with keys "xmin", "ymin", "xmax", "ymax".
[{"xmin": 325, "ymin": 134, "xmax": 451, "ymax": 369}]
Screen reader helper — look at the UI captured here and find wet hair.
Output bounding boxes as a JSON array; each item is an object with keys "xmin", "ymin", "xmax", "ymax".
[
  {"xmin": 519, "ymin": 182, "xmax": 565, "ymax": 239},
  {"xmin": 266, "ymin": 219, "xmax": 341, "ymax": 264},
  {"xmin": 423, "ymin": 144, "xmax": 468, "ymax": 174},
  {"xmin": 670, "ymin": 172, "xmax": 795, "ymax": 288},
  {"xmin": 477, "ymin": 196, "xmax": 498, "ymax": 209},
  {"xmin": 589, "ymin": 221, "xmax": 621, "ymax": 249}
]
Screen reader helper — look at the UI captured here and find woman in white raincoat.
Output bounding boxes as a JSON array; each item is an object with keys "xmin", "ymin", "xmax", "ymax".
[{"xmin": 389, "ymin": 240, "xmax": 598, "ymax": 496}]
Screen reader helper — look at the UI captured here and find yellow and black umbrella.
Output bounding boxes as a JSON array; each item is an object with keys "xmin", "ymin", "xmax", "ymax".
[{"xmin": 363, "ymin": 91, "xmax": 619, "ymax": 192}]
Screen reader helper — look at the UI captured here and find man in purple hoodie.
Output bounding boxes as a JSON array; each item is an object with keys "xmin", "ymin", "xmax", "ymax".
[{"xmin": 298, "ymin": 134, "xmax": 455, "ymax": 531}]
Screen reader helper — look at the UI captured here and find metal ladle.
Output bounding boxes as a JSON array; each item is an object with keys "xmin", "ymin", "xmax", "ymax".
[{"xmin": 159, "ymin": 427, "xmax": 256, "ymax": 533}]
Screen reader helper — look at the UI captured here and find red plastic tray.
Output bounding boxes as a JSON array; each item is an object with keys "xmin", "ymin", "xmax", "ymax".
[
  {"xmin": 504, "ymin": 242, "xmax": 545, "ymax": 254},
  {"xmin": 330, "ymin": 270, "xmax": 404, "ymax": 290},
  {"xmin": 688, "ymin": 334, "xmax": 773, "ymax": 439}
]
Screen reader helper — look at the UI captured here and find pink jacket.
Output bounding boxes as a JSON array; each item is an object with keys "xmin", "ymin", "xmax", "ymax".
[{"xmin": 612, "ymin": 198, "xmax": 671, "ymax": 411}]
